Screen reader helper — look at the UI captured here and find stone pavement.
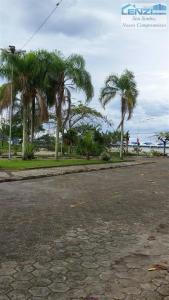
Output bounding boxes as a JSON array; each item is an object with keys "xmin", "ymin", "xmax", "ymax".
[
  {"xmin": 0, "ymin": 159, "xmax": 169, "ymax": 299},
  {"xmin": 0, "ymin": 160, "xmax": 154, "ymax": 183}
]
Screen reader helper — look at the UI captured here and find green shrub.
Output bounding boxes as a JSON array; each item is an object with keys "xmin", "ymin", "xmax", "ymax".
[
  {"xmin": 150, "ymin": 150, "xmax": 161, "ymax": 157},
  {"xmin": 13, "ymin": 145, "xmax": 19, "ymax": 156},
  {"xmin": 100, "ymin": 151, "xmax": 111, "ymax": 162},
  {"xmin": 23, "ymin": 143, "xmax": 36, "ymax": 160},
  {"xmin": 133, "ymin": 146, "xmax": 142, "ymax": 155}
]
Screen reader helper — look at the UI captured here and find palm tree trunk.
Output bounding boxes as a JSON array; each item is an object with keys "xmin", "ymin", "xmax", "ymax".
[
  {"xmin": 164, "ymin": 141, "xmax": 166, "ymax": 156},
  {"xmin": 120, "ymin": 120, "xmax": 124, "ymax": 160},
  {"xmin": 60, "ymin": 128, "xmax": 64, "ymax": 157},
  {"xmin": 120, "ymin": 98, "xmax": 125, "ymax": 160},
  {"xmin": 22, "ymin": 100, "xmax": 28, "ymax": 160},
  {"xmin": 60, "ymin": 138, "xmax": 63, "ymax": 156},
  {"xmin": 126, "ymin": 140, "xmax": 128, "ymax": 155},
  {"xmin": 87, "ymin": 152, "xmax": 90, "ymax": 160},
  {"xmin": 68, "ymin": 145, "xmax": 71, "ymax": 155},
  {"xmin": 30, "ymin": 97, "xmax": 35, "ymax": 143},
  {"xmin": 55, "ymin": 121, "xmax": 59, "ymax": 159}
]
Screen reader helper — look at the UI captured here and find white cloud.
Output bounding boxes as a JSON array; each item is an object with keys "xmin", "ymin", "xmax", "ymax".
[{"xmin": 0, "ymin": 0, "xmax": 169, "ymax": 140}]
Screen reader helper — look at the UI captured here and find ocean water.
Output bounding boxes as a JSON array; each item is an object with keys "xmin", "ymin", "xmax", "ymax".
[
  {"xmin": 136, "ymin": 146, "xmax": 169, "ymax": 154},
  {"xmin": 113, "ymin": 145, "xmax": 169, "ymax": 155}
]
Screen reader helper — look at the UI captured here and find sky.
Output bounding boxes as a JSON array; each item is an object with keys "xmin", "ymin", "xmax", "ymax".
[{"xmin": 0, "ymin": 0, "xmax": 169, "ymax": 142}]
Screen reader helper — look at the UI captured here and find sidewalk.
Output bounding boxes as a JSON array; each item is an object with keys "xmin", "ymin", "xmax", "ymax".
[{"xmin": 0, "ymin": 160, "xmax": 155, "ymax": 183}]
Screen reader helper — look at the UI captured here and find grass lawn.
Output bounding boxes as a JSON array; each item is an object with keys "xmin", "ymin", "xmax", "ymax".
[{"xmin": 0, "ymin": 158, "xmax": 122, "ymax": 171}]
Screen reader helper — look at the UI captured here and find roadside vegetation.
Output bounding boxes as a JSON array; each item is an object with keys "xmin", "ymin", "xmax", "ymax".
[
  {"xmin": 0, "ymin": 47, "xmax": 148, "ymax": 170},
  {"xmin": 0, "ymin": 157, "xmax": 122, "ymax": 171},
  {"xmin": 100, "ymin": 70, "xmax": 138, "ymax": 159}
]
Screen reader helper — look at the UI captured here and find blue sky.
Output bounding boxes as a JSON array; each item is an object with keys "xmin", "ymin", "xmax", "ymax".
[{"xmin": 0, "ymin": 0, "xmax": 169, "ymax": 142}]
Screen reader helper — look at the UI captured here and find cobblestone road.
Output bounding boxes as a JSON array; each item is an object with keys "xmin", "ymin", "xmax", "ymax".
[{"xmin": 0, "ymin": 159, "xmax": 169, "ymax": 299}]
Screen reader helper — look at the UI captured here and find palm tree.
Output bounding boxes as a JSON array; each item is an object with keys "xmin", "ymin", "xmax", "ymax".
[
  {"xmin": 100, "ymin": 70, "xmax": 138, "ymax": 159},
  {"xmin": 0, "ymin": 51, "xmax": 94, "ymax": 159},
  {"xmin": 47, "ymin": 53, "xmax": 94, "ymax": 159},
  {"xmin": 0, "ymin": 50, "xmax": 62, "ymax": 159},
  {"xmin": 125, "ymin": 131, "xmax": 130, "ymax": 154}
]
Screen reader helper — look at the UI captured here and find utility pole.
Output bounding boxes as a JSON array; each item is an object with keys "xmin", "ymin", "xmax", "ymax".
[
  {"xmin": 0, "ymin": 45, "xmax": 25, "ymax": 159},
  {"xmin": 8, "ymin": 46, "xmax": 15, "ymax": 160}
]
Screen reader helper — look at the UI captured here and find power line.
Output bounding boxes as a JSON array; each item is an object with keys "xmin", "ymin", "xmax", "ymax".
[{"xmin": 21, "ymin": 0, "xmax": 63, "ymax": 50}]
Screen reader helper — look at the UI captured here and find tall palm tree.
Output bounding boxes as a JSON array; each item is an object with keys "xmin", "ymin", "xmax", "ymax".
[
  {"xmin": 0, "ymin": 51, "xmax": 39, "ymax": 158},
  {"xmin": 47, "ymin": 53, "xmax": 94, "ymax": 159},
  {"xmin": 100, "ymin": 70, "xmax": 138, "ymax": 159},
  {"xmin": 0, "ymin": 50, "xmax": 62, "ymax": 159}
]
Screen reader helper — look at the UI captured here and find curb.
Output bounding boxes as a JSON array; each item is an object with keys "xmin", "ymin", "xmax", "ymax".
[{"xmin": 0, "ymin": 161, "xmax": 155, "ymax": 184}]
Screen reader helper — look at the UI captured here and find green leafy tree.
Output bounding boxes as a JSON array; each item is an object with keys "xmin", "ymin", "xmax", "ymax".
[
  {"xmin": 78, "ymin": 131, "xmax": 95, "ymax": 160},
  {"xmin": 100, "ymin": 70, "xmax": 138, "ymax": 159},
  {"xmin": 47, "ymin": 54, "xmax": 94, "ymax": 159},
  {"xmin": 63, "ymin": 128, "xmax": 78, "ymax": 154},
  {"xmin": 76, "ymin": 125, "xmax": 105, "ymax": 158},
  {"xmin": 157, "ymin": 132, "xmax": 169, "ymax": 156},
  {"xmin": 63, "ymin": 102, "xmax": 112, "ymax": 130},
  {"xmin": 0, "ymin": 50, "xmax": 62, "ymax": 159}
]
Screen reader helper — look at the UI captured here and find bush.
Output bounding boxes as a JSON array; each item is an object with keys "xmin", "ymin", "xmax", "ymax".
[
  {"xmin": 133, "ymin": 146, "xmax": 142, "ymax": 154},
  {"xmin": 100, "ymin": 151, "xmax": 111, "ymax": 162},
  {"xmin": 13, "ymin": 145, "xmax": 20, "ymax": 156},
  {"xmin": 23, "ymin": 143, "xmax": 36, "ymax": 160},
  {"xmin": 150, "ymin": 150, "xmax": 161, "ymax": 157}
]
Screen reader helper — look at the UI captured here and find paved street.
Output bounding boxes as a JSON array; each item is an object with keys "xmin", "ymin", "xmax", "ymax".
[
  {"xmin": 0, "ymin": 159, "xmax": 169, "ymax": 299},
  {"xmin": 0, "ymin": 161, "xmax": 151, "ymax": 183}
]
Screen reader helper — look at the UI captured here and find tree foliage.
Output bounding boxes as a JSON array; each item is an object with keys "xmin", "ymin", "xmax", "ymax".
[{"xmin": 100, "ymin": 69, "xmax": 138, "ymax": 159}]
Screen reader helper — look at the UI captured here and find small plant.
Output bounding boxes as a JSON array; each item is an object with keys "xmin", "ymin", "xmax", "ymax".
[
  {"xmin": 23, "ymin": 143, "xmax": 36, "ymax": 160},
  {"xmin": 150, "ymin": 150, "xmax": 161, "ymax": 157},
  {"xmin": 13, "ymin": 145, "xmax": 18, "ymax": 156},
  {"xmin": 100, "ymin": 151, "xmax": 111, "ymax": 162},
  {"xmin": 133, "ymin": 146, "xmax": 142, "ymax": 155},
  {"xmin": 77, "ymin": 131, "xmax": 95, "ymax": 160}
]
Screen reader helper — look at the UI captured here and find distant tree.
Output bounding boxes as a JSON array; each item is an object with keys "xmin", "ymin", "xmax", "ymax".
[
  {"xmin": 73, "ymin": 124, "xmax": 100, "ymax": 135},
  {"xmin": 78, "ymin": 131, "xmax": 95, "ymax": 160},
  {"xmin": 157, "ymin": 132, "xmax": 169, "ymax": 156},
  {"xmin": 74, "ymin": 125, "xmax": 105, "ymax": 158},
  {"xmin": 35, "ymin": 134, "xmax": 55, "ymax": 151},
  {"xmin": 100, "ymin": 130, "xmax": 122, "ymax": 149},
  {"xmin": 100, "ymin": 70, "xmax": 138, "ymax": 159},
  {"xmin": 63, "ymin": 128, "xmax": 78, "ymax": 154},
  {"xmin": 63, "ymin": 102, "xmax": 112, "ymax": 130}
]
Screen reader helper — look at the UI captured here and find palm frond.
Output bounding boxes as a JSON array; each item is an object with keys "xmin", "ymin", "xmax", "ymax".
[
  {"xmin": 65, "ymin": 55, "xmax": 94, "ymax": 101},
  {"xmin": 100, "ymin": 86, "xmax": 117, "ymax": 108},
  {"xmin": 0, "ymin": 83, "xmax": 11, "ymax": 110}
]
